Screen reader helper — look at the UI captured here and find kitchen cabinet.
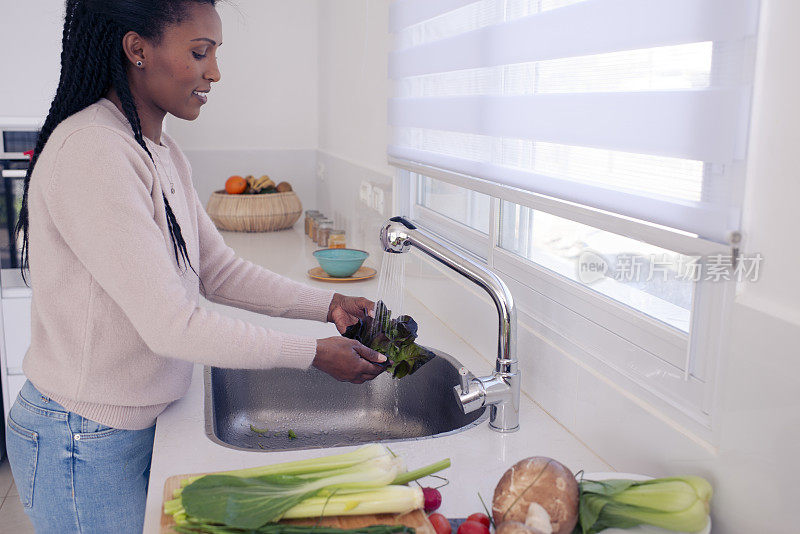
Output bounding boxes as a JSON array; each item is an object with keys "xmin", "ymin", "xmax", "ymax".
[
  {"xmin": 2, "ymin": 296, "xmax": 31, "ymax": 373},
  {"xmin": 0, "ymin": 285, "xmax": 32, "ymax": 424},
  {"xmin": 6, "ymin": 374, "xmax": 26, "ymax": 409}
]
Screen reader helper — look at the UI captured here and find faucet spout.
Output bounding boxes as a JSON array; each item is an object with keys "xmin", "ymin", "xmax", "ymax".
[{"xmin": 380, "ymin": 217, "xmax": 520, "ymax": 432}]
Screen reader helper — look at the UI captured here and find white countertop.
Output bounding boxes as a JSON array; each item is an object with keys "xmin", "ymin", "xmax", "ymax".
[{"xmin": 142, "ymin": 225, "xmax": 611, "ymax": 533}]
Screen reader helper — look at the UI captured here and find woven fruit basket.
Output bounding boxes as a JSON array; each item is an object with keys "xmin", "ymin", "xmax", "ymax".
[{"xmin": 205, "ymin": 190, "xmax": 302, "ymax": 232}]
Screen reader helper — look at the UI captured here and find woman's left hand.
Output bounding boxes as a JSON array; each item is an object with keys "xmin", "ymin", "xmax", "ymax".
[{"xmin": 327, "ymin": 293, "xmax": 374, "ymax": 334}]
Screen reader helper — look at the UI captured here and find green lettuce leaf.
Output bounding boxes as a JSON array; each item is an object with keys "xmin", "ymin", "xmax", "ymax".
[{"xmin": 343, "ymin": 314, "xmax": 434, "ymax": 379}]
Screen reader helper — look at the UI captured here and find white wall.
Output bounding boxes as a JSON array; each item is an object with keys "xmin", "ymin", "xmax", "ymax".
[
  {"xmin": 165, "ymin": 0, "xmax": 393, "ymax": 249},
  {"xmin": 318, "ymin": 0, "xmax": 392, "ymax": 175},
  {"xmin": 166, "ymin": 0, "xmax": 321, "ymax": 211},
  {"xmin": 737, "ymin": 0, "xmax": 800, "ymax": 323},
  {"xmin": 167, "ymin": 0, "xmax": 319, "ymax": 150},
  {"xmin": 0, "ymin": 0, "xmax": 64, "ymax": 118},
  {"xmin": 315, "ymin": 0, "xmax": 393, "ymax": 257}
]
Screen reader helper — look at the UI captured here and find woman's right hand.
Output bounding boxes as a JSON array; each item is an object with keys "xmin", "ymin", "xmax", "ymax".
[{"xmin": 313, "ymin": 337, "xmax": 391, "ymax": 384}]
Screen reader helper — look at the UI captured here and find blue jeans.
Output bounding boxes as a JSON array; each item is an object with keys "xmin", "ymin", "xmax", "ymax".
[{"xmin": 5, "ymin": 380, "xmax": 156, "ymax": 534}]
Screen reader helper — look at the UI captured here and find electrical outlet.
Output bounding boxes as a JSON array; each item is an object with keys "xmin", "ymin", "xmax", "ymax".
[
  {"xmin": 373, "ymin": 187, "xmax": 385, "ymax": 215},
  {"xmin": 359, "ymin": 181, "xmax": 372, "ymax": 205}
]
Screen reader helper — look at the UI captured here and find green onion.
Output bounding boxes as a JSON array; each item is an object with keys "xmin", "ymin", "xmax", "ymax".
[
  {"xmin": 578, "ymin": 475, "xmax": 712, "ymax": 534},
  {"xmin": 391, "ymin": 459, "xmax": 450, "ymax": 486}
]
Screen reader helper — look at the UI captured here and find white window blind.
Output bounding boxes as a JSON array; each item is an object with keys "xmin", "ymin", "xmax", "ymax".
[{"xmin": 388, "ymin": 0, "xmax": 760, "ymax": 245}]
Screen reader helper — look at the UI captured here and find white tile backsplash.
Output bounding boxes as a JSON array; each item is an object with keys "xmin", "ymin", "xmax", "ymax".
[
  {"xmin": 519, "ymin": 323, "xmax": 579, "ymax": 430},
  {"xmin": 407, "ymin": 254, "xmax": 497, "ymax": 362},
  {"xmin": 314, "ymin": 150, "xmax": 393, "ymax": 261}
]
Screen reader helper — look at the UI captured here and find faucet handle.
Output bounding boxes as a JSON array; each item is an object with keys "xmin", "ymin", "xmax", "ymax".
[
  {"xmin": 454, "ymin": 367, "xmax": 485, "ymax": 414},
  {"xmin": 458, "ymin": 367, "xmax": 470, "ymax": 394}
]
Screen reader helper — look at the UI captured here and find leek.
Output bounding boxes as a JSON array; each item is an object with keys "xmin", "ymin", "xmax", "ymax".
[
  {"xmin": 578, "ymin": 476, "xmax": 713, "ymax": 534},
  {"xmin": 281, "ymin": 486, "xmax": 423, "ymax": 519}
]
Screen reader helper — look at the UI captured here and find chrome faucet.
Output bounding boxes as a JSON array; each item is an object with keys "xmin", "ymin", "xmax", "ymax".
[{"xmin": 380, "ymin": 216, "xmax": 520, "ymax": 432}]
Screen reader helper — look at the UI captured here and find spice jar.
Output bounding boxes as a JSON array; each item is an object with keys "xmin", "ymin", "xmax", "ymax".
[
  {"xmin": 304, "ymin": 210, "xmax": 319, "ymax": 236},
  {"xmin": 316, "ymin": 219, "xmax": 333, "ymax": 247},
  {"xmin": 327, "ymin": 229, "xmax": 346, "ymax": 249},
  {"xmin": 310, "ymin": 214, "xmax": 324, "ymax": 242}
]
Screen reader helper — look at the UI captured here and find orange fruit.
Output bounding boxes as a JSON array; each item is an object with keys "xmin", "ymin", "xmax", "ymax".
[{"xmin": 225, "ymin": 175, "xmax": 247, "ymax": 194}]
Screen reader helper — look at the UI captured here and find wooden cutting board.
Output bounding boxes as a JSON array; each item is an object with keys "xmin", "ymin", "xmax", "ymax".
[{"xmin": 160, "ymin": 471, "xmax": 436, "ymax": 534}]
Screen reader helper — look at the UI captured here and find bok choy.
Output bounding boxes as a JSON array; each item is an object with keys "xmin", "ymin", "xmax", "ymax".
[
  {"xmin": 578, "ymin": 475, "xmax": 713, "ymax": 533},
  {"xmin": 164, "ymin": 444, "xmax": 450, "ymax": 531}
]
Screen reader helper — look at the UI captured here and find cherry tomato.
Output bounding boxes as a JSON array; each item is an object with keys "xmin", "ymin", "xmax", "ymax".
[
  {"xmin": 422, "ymin": 487, "xmax": 442, "ymax": 512},
  {"xmin": 457, "ymin": 520, "xmax": 490, "ymax": 534},
  {"xmin": 429, "ymin": 513, "xmax": 451, "ymax": 534},
  {"xmin": 466, "ymin": 513, "xmax": 491, "ymax": 529}
]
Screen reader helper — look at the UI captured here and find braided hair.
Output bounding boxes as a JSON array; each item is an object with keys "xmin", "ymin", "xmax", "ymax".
[{"xmin": 14, "ymin": 0, "xmax": 215, "ymax": 292}]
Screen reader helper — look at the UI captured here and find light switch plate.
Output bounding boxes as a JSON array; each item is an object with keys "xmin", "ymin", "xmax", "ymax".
[
  {"xmin": 359, "ymin": 181, "xmax": 372, "ymax": 205},
  {"xmin": 373, "ymin": 187, "xmax": 385, "ymax": 215}
]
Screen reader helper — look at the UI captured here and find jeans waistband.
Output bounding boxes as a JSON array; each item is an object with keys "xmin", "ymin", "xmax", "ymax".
[{"xmin": 19, "ymin": 379, "xmax": 68, "ymax": 413}]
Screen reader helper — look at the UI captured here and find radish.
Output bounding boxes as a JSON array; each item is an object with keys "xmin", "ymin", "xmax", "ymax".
[{"xmin": 423, "ymin": 487, "xmax": 442, "ymax": 512}]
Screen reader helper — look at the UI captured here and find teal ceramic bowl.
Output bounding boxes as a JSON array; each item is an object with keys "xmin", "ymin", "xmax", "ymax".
[{"xmin": 313, "ymin": 248, "xmax": 369, "ymax": 278}]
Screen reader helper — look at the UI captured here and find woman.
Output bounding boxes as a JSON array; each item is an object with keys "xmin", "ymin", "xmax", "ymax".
[{"xmin": 5, "ymin": 1, "xmax": 387, "ymax": 532}]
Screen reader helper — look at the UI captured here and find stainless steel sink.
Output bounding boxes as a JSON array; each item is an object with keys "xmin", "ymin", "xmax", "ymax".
[{"xmin": 204, "ymin": 348, "xmax": 488, "ymax": 451}]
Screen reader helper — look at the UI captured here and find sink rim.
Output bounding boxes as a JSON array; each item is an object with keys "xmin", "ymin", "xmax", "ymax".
[{"xmin": 203, "ymin": 348, "xmax": 489, "ymax": 452}]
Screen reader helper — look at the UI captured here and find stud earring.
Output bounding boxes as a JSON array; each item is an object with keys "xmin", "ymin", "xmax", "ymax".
[{"xmin": 136, "ymin": 60, "xmax": 143, "ymax": 67}]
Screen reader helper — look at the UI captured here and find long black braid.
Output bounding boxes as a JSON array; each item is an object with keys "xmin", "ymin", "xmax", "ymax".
[{"xmin": 14, "ymin": 0, "xmax": 214, "ymax": 295}]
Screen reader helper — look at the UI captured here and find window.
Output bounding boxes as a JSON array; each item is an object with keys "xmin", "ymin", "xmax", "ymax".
[
  {"xmin": 406, "ymin": 173, "xmax": 728, "ymax": 429},
  {"xmin": 499, "ymin": 202, "xmax": 695, "ymax": 333},
  {"xmin": 417, "ymin": 175, "xmax": 490, "ymax": 234},
  {"xmin": 390, "ymin": 0, "xmax": 758, "ymax": 430}
]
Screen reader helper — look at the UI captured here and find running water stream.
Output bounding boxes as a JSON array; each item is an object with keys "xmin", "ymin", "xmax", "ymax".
[
  {"xmin": 374, "ymin": 251, "xmax": 407, "ymax": 412},
  {"xmin": 374, "ymin": 250, "xmax": 406, "ymax": 317}
]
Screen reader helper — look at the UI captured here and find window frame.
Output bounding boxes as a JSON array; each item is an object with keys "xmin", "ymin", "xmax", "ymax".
[
  {"xmin": 410, "ymin": 175, "xmax": 491, "ymax": 260},
  {"xmin": 395, "ymin": 166, "xmax": 735, "ymax": 438}
]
